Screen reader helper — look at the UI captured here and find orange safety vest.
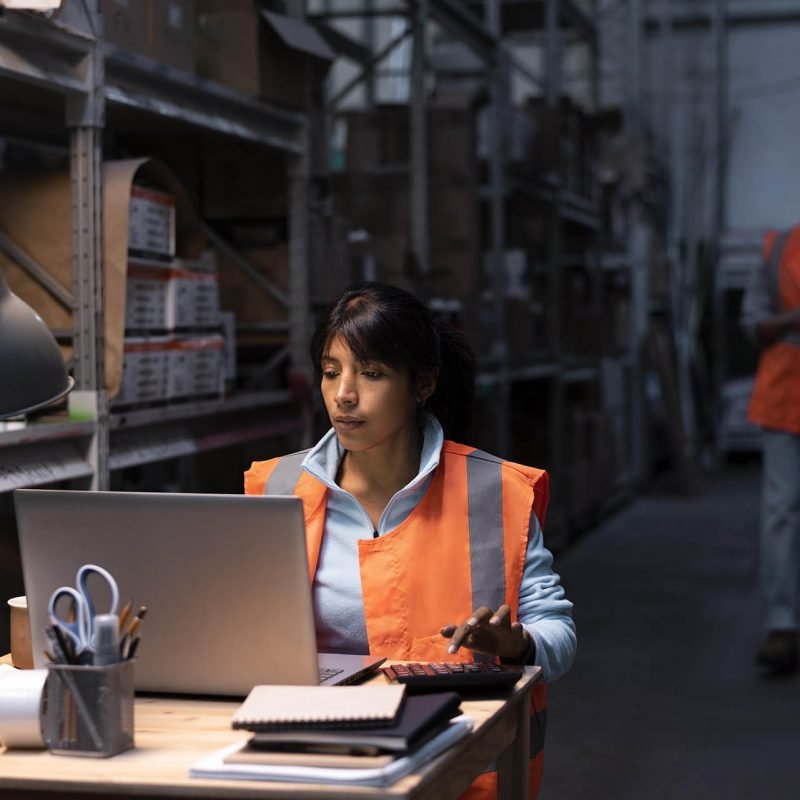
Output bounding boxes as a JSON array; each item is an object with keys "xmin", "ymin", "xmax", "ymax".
[
  {"xmin": 748, "ymin": 227, "xmax": 800, "ymax": 434},
  {"xmin": 245, "ymin": 441, "xmax": 550, "ymax": 800}
]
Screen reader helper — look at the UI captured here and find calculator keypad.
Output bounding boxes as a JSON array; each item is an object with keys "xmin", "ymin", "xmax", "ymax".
[{"xmin": 382, "ymin": 661, "xmax": 522, "ymax": 692}]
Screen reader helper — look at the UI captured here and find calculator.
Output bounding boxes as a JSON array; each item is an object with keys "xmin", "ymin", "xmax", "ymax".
[{"xmin": 382, "ymin": 662, "xmax": 523, "ymax": 693}]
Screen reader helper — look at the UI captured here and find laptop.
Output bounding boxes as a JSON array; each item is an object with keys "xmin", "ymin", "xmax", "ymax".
[{"xmin": 14, "ymin": 489, "xmax": 385, "ymax": 697}]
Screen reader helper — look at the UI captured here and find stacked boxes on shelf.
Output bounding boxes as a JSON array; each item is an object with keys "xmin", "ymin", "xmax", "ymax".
[
  {"xmin": 115, "ymin": 184, "xmax": 223, "ymax": 409},
  {"xmin": 335, "ymin": 100, "xmax": 480, "ymax": 301},
  {"xmin": 102, "ymin": 0, "xmax": 196, "ymax": 73},
  {"xmin": 502, "ymin": 96, "xmax": 598, "ymax": 201}
]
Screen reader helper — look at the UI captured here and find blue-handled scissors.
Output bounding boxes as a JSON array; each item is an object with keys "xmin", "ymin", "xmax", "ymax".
[{"xmin": 48, "ymin": 564, "xmax": 119, "ymax": 660}]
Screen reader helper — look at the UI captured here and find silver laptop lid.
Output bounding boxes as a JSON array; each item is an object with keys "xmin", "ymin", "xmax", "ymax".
[{"xmin": 14, "ymin": 489, "xmax": 320, "ymax": 696}]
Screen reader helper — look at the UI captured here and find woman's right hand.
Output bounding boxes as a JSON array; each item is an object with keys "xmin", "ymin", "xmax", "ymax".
[{"xmin": 440, "ymin": 604, "xmax": 532, "ymax": 663}]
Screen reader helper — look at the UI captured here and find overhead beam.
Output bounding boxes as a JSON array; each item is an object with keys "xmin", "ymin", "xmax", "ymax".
[{"xmin": 645, "ymin": 0, "xmax": 800, "ymax": 31}]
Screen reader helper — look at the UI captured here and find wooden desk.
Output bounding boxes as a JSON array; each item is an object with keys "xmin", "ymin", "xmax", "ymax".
[{"xmin": 0, "ymin": 665, "xmax": 539, "ymax": 800}]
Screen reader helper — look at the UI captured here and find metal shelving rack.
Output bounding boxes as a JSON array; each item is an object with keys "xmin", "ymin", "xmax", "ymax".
[
  {"xmin": 312, "ymin": 0, "xmax": 644, "ymax": 543},
  {"xmin": 0, "ymin": 2, "xmax": 311, "ymax": 493}
]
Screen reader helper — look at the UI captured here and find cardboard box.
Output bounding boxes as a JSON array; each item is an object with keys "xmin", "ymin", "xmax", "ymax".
[
  {"xmin": 102, "ymin": 0, "xmax": 149, "ymax": 53},
  {"xmin": 201, "ymin": 139, "xmax": 288, "ymax": 220},
  {"xmin": 149, "ymin": 0, "xmax": 195, "ymax": 73},
  {"xmin": 195, "ymin": 5, "xmax": 334, "ymax": 108},
  {"xmin": 170, "ymin": 264, "xmax": 220, "ymax": 329},
  {"xmin": 168, "ymin": 335, "xmax": 225, "ymax": 399},
  {"xmin": 216, "ymin": 243, "xmax": 289, "ymax": 324},
  {"xmin": 429, "ymin": 107, "xmax": 477, "ymax": 177},
  {"xmin": 113, "ymin": 336, "xmax": 172, "ymax": 407},
  {"xmin": 343, "ymin": 112, "xmax": 381, "ymax": 171},
  {"xmin": 125, "ymin": 258, "xmax": 173, "ymax": 330},
  {"xmin": 344, "ymin": 105, "xmax": 477, "ymax": 176},
  {"xmin": 101, "ymin": 1, "xmax": 195, "ymax": 73},
  {"xmin": 128, "ymin": 185, "xmax": 176, "ymax": 260},
  {"xmin": 125, "ymin": 253, "xmax": 220, "ymax": 332}
]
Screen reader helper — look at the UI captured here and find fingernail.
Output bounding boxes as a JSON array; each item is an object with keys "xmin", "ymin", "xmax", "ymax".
[
  {"xmin": 448, "ymin": 644, "xmax": 457, "ymax": 654},
  {"xmin": 490, "ymin": 617, "xmax": 499, "ymax": 625}
]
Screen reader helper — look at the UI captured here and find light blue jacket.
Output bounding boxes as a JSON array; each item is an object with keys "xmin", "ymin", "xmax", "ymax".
[{"xmin": 302, "ymin": 413, "xmax": 576, "ymax": 682}]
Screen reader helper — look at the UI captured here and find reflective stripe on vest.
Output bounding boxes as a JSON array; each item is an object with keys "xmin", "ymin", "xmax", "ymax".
[
  {"xmin": 466, "ymin": 449, "xmax": 506, "ymax": 612},
  {"xmin": 264, "ymin": 450, "xmax": 309, "ymax": 495}
]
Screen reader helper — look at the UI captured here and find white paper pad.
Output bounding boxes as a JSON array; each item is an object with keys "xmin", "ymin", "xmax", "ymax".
[{"xmin": 189, "ymin": 716, "xmax": 475, "ymax": 787}]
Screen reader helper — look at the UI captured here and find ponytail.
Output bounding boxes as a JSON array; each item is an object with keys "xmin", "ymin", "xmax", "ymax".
[{"xmin": 427, "ymin": 320, "xmax": 475, "ymax": 443}]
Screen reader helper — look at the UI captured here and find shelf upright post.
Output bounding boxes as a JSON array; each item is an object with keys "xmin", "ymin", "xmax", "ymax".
[
  {"xmin": 285, "ymin": 2, "xmax": 314, "ymax": 448},
  {"xmin": 710, "ymin": 0, "xmax": 728, "ymax": 458},
  {"xmin": 484, "ymin": 0, "xmax": 510, "ymax": 458},
  {"xmin": 544, "ymin": 0, "xmax": 565, "ymax": 529},
  {"xmin": 409, "ymin": 0, "xmax": 430, "ymax": 283},
  {"xmin": 65, "ymin": 6, "xmax": 107, "ymax": 490},
  {"xmin": 364, "ymin": 0, "xmax": 377, "ymax": 107},
  {"xmin": 283, "ymin": 3, "xmax": 312, "ymax": 446}
]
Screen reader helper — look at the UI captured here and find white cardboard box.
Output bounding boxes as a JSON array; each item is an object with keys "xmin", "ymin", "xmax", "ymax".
[
  {"xmin": 168, "ymin": 335, "xmax": 225, "ymax": 399},
  {"xmin": 128, "ymin": 184, "xmax": 176, "ymax": 259},
  {"xmin": 125, "ymin": 253, "xmax": 221, "ymax": 332},
  {"xmin": 170, "ymin": 256, "xmax": 221, "ymax": 329},
  {"xmin": 125, "ymin": 258, "xmax": 173, "ymax": 330},
  {"xmin": 113, "ymin": 336, "xmax": 172, "ymax": 407}
]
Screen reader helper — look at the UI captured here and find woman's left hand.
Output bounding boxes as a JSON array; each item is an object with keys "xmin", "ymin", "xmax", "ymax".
[{"xmin": 440, "ymin": 605, "xmax": 531, "ymax": 663}]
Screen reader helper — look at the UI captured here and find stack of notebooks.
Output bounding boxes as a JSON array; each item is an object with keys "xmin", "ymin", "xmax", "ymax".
[{"xmin": 189, "ymin": 684, "xmax": 473, "ymax": 787}]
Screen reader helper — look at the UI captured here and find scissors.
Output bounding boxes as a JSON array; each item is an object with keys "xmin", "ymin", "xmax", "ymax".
[{"xmin": 48, "ymin": 564, "xmax": 119, "ymax": 660}]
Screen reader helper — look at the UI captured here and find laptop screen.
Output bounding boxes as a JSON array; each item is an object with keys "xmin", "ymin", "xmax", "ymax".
[{"xmin": 14, "ymin": 489, "xmax": 321, "ymax": 696}]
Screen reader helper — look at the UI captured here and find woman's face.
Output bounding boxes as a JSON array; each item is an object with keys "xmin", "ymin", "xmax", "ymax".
[{"xmin": 320, "ymin": 335, "xmax": 426, "ymax": 453}]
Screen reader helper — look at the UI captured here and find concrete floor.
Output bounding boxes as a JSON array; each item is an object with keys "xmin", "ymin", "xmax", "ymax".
[{"xmin": 540, "ymin": 462, "xmax": 800, "ymax": 800}]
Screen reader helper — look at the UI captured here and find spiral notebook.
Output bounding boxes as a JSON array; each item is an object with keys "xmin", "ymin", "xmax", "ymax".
[{"xmin": 232, "ymin": 685, "xmax": 406, "ymax": 732}]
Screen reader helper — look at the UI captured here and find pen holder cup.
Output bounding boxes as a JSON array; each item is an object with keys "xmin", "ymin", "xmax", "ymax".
[{"xmin": 43, "ymin": 660, "xmax": 135, "ymax": 757}]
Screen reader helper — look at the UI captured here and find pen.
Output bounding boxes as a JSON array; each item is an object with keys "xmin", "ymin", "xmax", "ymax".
[
  {"xmin": 48, "ymin": 622, "xmax": 75, "ymax": 665},
  {"xmin": 125, "ymin": 636, "xmax": 140, "ymax": 660}
]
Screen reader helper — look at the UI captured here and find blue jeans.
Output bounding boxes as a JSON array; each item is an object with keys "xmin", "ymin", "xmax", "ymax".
[{"xmin": 761, "ymin": 429, "xmax": 800, "ymax": 631}]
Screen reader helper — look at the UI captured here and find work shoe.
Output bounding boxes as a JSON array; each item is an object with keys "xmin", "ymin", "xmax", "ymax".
[{"xmin": 755, "ymin": 630, "xmax": 798, "ymax": 675}]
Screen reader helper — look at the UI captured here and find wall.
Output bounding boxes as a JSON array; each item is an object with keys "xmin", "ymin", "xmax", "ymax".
[
  {"xmin": 639, "ymin": 6, "xmax": 800, "ymax": 232},
  {"xmin": 726, "ymin": 21, "xmax": 800, "ymax": 228}
]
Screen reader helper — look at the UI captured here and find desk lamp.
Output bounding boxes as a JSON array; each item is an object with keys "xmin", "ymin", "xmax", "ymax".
[{"xmin": 0, "ymin": 269, "xmax": 73, "ymax": 420}]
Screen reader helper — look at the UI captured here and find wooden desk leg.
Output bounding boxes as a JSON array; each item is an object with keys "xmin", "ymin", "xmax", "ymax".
[{"xmin": 496, "ymin": 684, "xmax": 531, "ymax": 800}]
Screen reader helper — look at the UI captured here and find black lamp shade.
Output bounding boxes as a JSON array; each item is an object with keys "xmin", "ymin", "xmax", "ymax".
[{"xmin": 0, "ymin": 270, "xmax": 74, "ymax": 419}]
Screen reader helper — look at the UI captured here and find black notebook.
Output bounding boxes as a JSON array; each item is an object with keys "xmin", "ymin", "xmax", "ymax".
[{"xmin": 249, "ymin": 691, "xmax": 462, "ymax": 753}]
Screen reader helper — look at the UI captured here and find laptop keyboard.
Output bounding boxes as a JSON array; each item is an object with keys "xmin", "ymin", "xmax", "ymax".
[{"xmin": 318, "ymin": 666, "xmax": 344, "ymax": 684}]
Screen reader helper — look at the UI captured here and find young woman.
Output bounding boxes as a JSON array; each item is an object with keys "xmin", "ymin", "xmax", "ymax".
[{"xmin": 245, "ymin": 282, "xmax": 576, "ymax": 799}]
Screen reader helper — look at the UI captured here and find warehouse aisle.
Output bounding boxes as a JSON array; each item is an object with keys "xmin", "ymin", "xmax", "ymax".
[{"xmin": 540, "ymin": 462, "xmax": 800, "ymax": 800}]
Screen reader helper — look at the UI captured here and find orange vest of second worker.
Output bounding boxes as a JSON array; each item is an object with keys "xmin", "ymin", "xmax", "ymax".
[
  {"xmin": 748, "ymin": 227, "xmax": 800, "ymax": 434},
  {"xmin": 245, "ymin": 441, "xmax": 550, "ymax": 800}
]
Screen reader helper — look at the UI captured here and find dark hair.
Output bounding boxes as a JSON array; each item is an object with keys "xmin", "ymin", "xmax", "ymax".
[{"xmin": 310, "ymin": 282, "xmax": 475, "ymax": 442}]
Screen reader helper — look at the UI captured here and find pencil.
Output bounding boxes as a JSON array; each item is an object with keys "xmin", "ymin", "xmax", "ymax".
[
  {"xmin": 125, "ymin": 606, "xmax": 147, "ymax": 638},
  {"xmin": 118, "ymin": 599, "xmax": 133, "ymax": 634}
]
